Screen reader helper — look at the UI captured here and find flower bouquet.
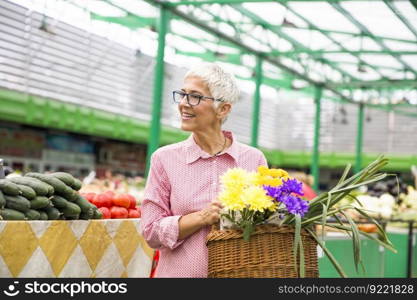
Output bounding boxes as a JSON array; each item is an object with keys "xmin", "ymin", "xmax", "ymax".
[{"xmin": 206, "ymin": 155, "xmax": 396, "ymax": 278}]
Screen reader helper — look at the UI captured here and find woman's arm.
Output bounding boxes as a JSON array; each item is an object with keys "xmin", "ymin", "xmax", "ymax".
[
  {"xmin": 178, "ymin": 201, "xmax": 223, "ymax": 240},
  {"xmin": 141, "ymin": 153, "xmax": 184, "ymax": 250},
  {"xmin": 141, "ymin": 153, "xmax": 223, "ymax": 249}
]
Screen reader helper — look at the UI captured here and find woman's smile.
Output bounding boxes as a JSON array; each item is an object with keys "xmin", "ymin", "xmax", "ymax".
[{"xmin": 181, "ymin": 112, "xmax": 196, "ymax": 120}]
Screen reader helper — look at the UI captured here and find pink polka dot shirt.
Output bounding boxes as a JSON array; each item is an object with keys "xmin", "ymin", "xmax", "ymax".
[{"xmin": 140, "ymin": 131, "xmax": 268, "ymax": 277}]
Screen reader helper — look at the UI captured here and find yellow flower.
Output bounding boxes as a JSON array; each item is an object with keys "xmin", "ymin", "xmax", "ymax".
[
  {"xmin": 264, "ymin": 178, "xmax": 282, "ymax": 187},
  {"xmin": 257, "ymin": 165, "xmax": 269, "ymax": 176},
  {"xmin": 267, "ymin": 168, "xmax": 281, "ymax": 177},
  {"xmin": 249, "ymin": 172, "xmax": 264, "ymax": 186},
  {"xmin": 241, "ymin": 186, "xmax": 276, "ymax": 212},
  {"xmin": 220, "ymin": 168, "xmax": 252, "ymax": 190},
  {"xmin": 218, "ymin": 189, "xmax": 245, "ymax": 211}
]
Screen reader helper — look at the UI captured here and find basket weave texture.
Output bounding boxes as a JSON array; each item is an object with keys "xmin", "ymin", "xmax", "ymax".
[{"xmin": 206, "ymin": 224, "xmax": 319, "ymax": 278}]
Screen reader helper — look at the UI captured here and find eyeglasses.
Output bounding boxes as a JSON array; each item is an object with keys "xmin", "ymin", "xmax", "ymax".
[{"xmin": 172, "ymin": 90, "xmax": 224, "ymax": 106}]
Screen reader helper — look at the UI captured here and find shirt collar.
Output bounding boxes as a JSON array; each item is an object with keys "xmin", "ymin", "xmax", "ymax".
[{"xmin": 185, "ymin": 130, "xmax": 239, "ymax": 164}]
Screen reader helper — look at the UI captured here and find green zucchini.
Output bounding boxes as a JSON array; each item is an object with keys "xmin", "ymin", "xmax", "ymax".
[
  {"xmin": 0, "ymin": 179, "xmax": 20, "ymax": 196},
  {"xmin": 0, "ymin": 190, "xmax": 5, "ymax": 208},
  {"xmin": 9, "ymin": 177, "xmax": 50, "ymax": 196},
  {"xmin": 44, "ymin": 206, "xmax": 61, "ymax": 220},
  {"xmin": 92, "ymin": 209, "xmax": 103, "ymax": 219},
  {"xmin": 50, "ymin": 195, "xmax": 70, "ymax": 209},
  {"xmin": 39, "ymin": 211, "xmax": 48, "ymax": 220},
  {"xmin": 30, "ymin": 196, "xmax": 50, "ymax": 210},
  {"xmin": 50, "ymin": 172, "xmax": 75, "ymax": 187},
  {"xmin": 62, "ymin": 202, "xmax": 81, "ymax": 218},
  {"xmin": 0, "ymin": 208, "xmax": 26, "ymax": 220},
  {"xmin": 25, "ymin": 173, "xmax": 66, "ymax": 194},
  {"xmin": 16, "ymin": 184, "xmax": 36, "ymax": 200},
  {"xmin": 25, "ymin": 209, "xmax": 41, "ymax": 220}
]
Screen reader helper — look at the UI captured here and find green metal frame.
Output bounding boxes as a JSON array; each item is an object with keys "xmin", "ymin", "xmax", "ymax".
[
  {"xmin": 311, "ymin": 86, "xmax": 322, "ymax": 191},
  {"xmin": 250, "ymin": 56, "xmax": 262, "ymax": 148},
  {"xmin": 4, "ymin": 0, "xmax": 417, "ymax": 182},
  {"xmin": 1, "ymin": 89, "xmax": 416, "ymax": 171},
  {"xmin": 145, "ymin": 7, "xmax": 170, "ymax": 176},
  {"xmin": 354, "ymin": 103, "xmax": 365, "ymax": 174}
]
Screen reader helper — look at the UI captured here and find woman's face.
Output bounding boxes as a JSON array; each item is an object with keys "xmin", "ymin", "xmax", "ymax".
[{"xmin": 178, "ymin": 76, "xmax": 223, "ymax": 132}]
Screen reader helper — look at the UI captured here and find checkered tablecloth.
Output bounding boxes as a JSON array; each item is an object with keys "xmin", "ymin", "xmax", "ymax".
[{"xmin": 0, "ymin": 219, "xmax": 154, "ymax": 278}]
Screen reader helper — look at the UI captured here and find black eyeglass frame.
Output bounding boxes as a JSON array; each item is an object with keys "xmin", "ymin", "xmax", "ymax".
[{"xmin": 172, "ymin": 90, "xmax": 225, "ymax": 106}]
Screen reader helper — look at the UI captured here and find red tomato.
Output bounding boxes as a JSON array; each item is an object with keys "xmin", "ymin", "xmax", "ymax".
[
  {"xmin": 98, "ymin": 207, "xmax": 111, "ymax": 219},
  {"xmin": 94, "ymin": 193, "xmax": 113, "ymax": 208},
  {"xmin": 128, "ymin": 208, "xmax": 140, "ymax": 218},
  {"xmin": 104, "ymin": 190, "xmax": 115, "ymax": 199},
  {"xmin": 110, "ymin": 206, "xmax": 128, "ymax": 219},
  {"xmin": 81, "ymin": 192, "xmax": 96, "ymax": 203},
  {"xmin": 126, "ymin": 194, "xmax": 137, "ymax": 209},
  {"xmin": 135, "ymin": 206, "xmax": 141, "ymax": 218},
  {"xmin": 112, "ymin": 194, "xmax": 131, "ymax": 209}
]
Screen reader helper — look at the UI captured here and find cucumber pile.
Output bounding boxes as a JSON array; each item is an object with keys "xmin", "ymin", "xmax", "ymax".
[{"xmin": 0, "ymin": 172, "xmax": 103, "ymax": 221}]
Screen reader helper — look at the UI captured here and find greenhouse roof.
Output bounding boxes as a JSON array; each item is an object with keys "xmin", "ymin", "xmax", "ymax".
[
  {"xmin": 80, "ymin": 0, "xmax": 417, "ymax": 108},
  {"xmin": 12, "ymin": 0, "xmax": 417, "ymax": 110}
]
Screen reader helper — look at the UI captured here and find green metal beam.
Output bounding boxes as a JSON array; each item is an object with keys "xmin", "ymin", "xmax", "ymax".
[
  {"xmin": 144, "ymin": 0, "xmax": 358, "ymax": 105},
  {"xmin": 333, "ymin": 61, "xmax": 406, "ymax": 72},
  {"xmin": 268, "ymin": 50, "xmax": 417, "ymax": 56},
  {"xmin": 190, "ymin": 2, "xmax": 361, "ymax": 83},
  {"xmin": 174, "ymin": 49, "xmax": 242, "ymax": 64},
  {"xmin": 330, "ymin": 2, "xmax": 417, "ymax": 77},
  {"xmin": 411, "ymin": 0, "xmax": 417, "ymax": 11},
  {"xmin": 329, "ymin": 79, "xmax": 417, "ymax": 89},
  {"xmin": 384, "ymin": 0, "xmax": 417, "ymax": 39},
  {"xmin": 167, "ymin": 0, "xmax": 388, "ymax": 6},
  {"xmin": 281, "ymin": 3, "xmax": 388, "ymax": 80},
  {"xmin": 311, "ymin": 86, "xmax": 322, "ymax": 192},
  {"xmin": 90, "ymin": 12, "xmax": 156, "ymax": 29},
  {"xmin": 145, "ymin": 7, "xmax": 169, "ymax": 176},
  {"xmin": 0, "ymin": 89, "xmax": 188, "ymax": 146},
  {"xmin": 251, "ymin": 56, "xmax": 262, "ymax": 148},
  {"xmin": 1, "ymin": 88, "xmax": 416, "ymax": 172},
  {"xmin": 233, "ymin": 5, "xmax": 360, "ymax": 82},
  {"xmin": 272, "ymin": 26, "xmax": 417, "ymax": 45},
  {"xmin": 355, "ymin": 103, "xmax": 365, "ymax": 173}
]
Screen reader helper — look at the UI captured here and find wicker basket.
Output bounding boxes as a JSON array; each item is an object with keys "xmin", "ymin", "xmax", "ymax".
[{"xmin": 206, "ymin": 224, "xmax": 319, "ymax": 278}]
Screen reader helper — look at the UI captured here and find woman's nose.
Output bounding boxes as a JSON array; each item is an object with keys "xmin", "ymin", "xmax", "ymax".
[{"xmin": 179, "ymin": 95, "xmax": 190, "ymax": 107}]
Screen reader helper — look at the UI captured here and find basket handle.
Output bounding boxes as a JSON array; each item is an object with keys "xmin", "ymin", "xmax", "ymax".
[{"xmin": 211, "ymin": 222, "xmax": 220, "ymax": 232}]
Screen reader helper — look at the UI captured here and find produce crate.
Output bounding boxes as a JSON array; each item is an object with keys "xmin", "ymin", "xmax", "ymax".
[{"xmin": 0, "ymin": 219, "xmax": 154, "ymax": 278}]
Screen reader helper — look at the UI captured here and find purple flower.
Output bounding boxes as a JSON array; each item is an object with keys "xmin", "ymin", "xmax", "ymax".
[
  {"xmin": 264, "ymin": 185, "xmax": 282, "ymax": 199},
  {"xmin": 280, "ymin": 178, "xmax": 304, "ymax": 196},
  {"xmin": 281, "ymin": 195, "xmax": 309, "ymax": 217},
  {"xmin": 263, "ymin": 178, "xmax": 309, "ymax": 217}
]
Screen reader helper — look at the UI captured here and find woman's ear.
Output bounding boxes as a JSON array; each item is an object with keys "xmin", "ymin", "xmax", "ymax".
[{"xmin": 217, "ymin": 103, "xmax": 232, "ymax": 119}]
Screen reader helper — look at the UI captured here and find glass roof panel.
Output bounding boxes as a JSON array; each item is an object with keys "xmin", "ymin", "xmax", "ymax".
[
  {"xmin": 341, "ymin": 1, "xmax": 416, "ymax": 41},
  {"xmin": 359, "ymin": 54, "xmax": 404, "ymax": 69},
  {"xmin": 5, "ymin": 0, "xmax": 417, "ymax": 106},
  {"xmin": 335, "ymin": 64, "xmax": 380, "ymax": 81},
  {"xmin": 281, "ymin": 28, "xmax": 333, "ymax": 51},
  {"xmin": 265, "ymin": 31, "xmax": 293, "ymax": 52},
  {"xmin": 323, "ymin": 53, "xmax": 358, "ymax": 64},
  {"xmin": 241, "ymin": 2, "xmax": 289, "ymax": 26},
  {"xmin": 400, "ymin": 55, "xmax": 417, "ymax": 70},
  {"xmin": 393, "ymin": 1, "xmax": 417, "ymax": 37},
  {"xmin": 383, "ymin": 40, "xmax": 417, "ymax": 52},
  {"xmin": 288, "ymin": 2, "xmax": 360, "ymax": 33},
  {"xmin": 109, "ymin": 0, "xmax": 157, "ymax": 17}
]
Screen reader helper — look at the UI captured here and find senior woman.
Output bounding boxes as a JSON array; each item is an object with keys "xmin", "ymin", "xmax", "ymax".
[{"xmin": 141, "ymin": 63, "xmax": 268, "ymax": 277}]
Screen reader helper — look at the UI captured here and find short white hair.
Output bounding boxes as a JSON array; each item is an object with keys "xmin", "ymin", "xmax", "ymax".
[{"xmin": 184, "ymin": 62, "xmax": 240, "ymax": 107}]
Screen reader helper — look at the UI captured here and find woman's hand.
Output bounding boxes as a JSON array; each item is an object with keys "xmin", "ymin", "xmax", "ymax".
[
  {"xmin": 197, "ymin": 200, "xmax": 224, "ymax": 226},
  {"xmin": 178, "ymin": 200, "xmax": 224, "ymax": 240}
]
